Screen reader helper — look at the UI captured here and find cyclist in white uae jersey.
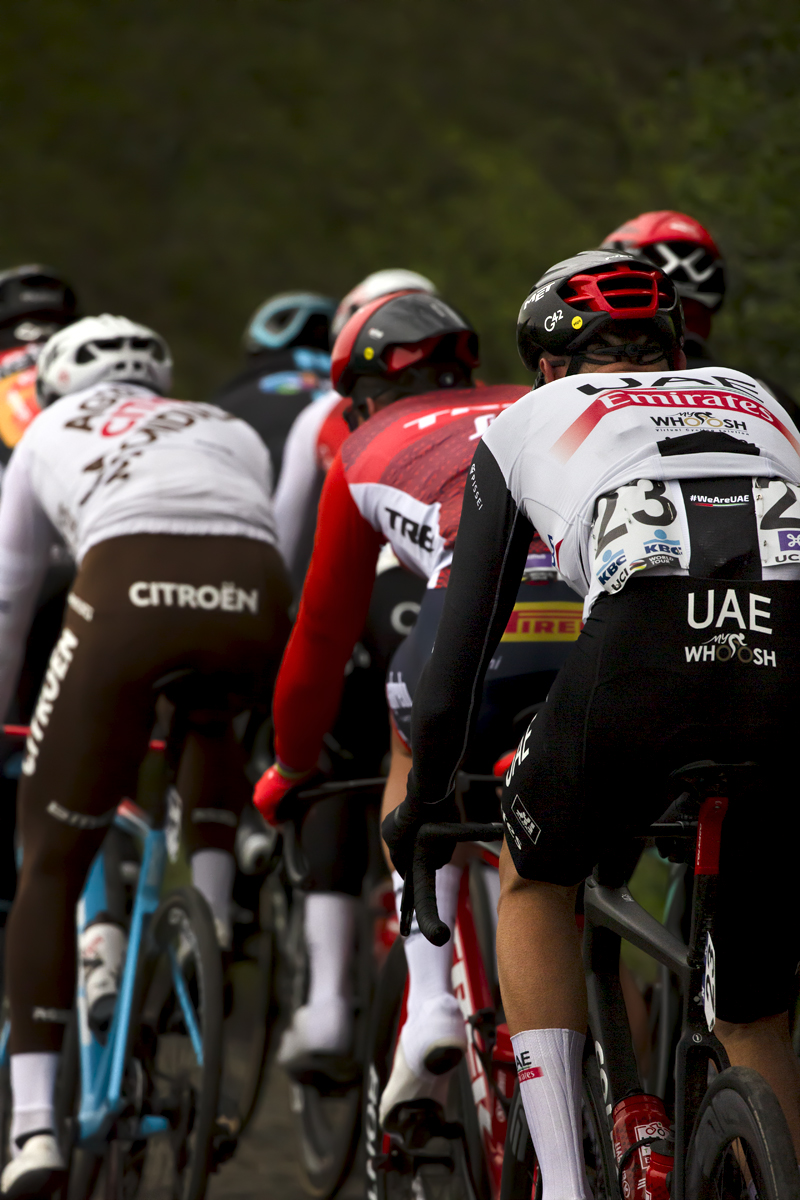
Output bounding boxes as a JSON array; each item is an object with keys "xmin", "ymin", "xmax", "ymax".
[
  {"xmin": 383, "ymin": 252, "xmax": 800, "ymax": 1198},
  {"xmin": 0, "ymin": 315, "xmax": 290, "ymax": 1198}
]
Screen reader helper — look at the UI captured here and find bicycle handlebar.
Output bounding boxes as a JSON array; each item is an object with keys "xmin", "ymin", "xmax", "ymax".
[
  {"xmin": 3, "ymin": 725, "xmax": 166, "ymax": 752},
  {"xmin": 400, "ymin": 821, "xmax": 503, "ymax": 946}
]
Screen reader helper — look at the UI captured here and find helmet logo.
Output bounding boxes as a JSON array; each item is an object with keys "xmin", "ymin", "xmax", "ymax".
[
  {"xmin": 571, "ymin": 316, "xmax": 583, "ymax": 330},
  {"xmin": 364, "ymin": 347, "xmax": 375, "ymax": 360},
  {"xmin": 655, "ymin": 243, "xmax": 717, "ymax": 284},
  {"xmin": 543, "ymin": 310, "xmax": 564, "ymax": 332}
]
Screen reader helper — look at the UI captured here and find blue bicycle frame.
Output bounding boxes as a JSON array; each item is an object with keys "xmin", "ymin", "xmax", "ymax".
[{"xmin": 0, "ymin": 798, "xmax": 205, "ymax": 1157}]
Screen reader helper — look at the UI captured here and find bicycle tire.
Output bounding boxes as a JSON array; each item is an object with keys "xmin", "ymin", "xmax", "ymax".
[
  {"xmin": 132, "ymin": 885, "xmax": 223, "ymax": 1200},
  {"xmin": 498, "ymin": 1045, "xmax": 619, "ymax": 1200},
  {"xmin": 221, "ymin": 874, "xmax": 279, "ymax": 1138},
  {"xmin": 686, "ymin": 1066, "xmax": 800, "ymax": 1200},
  {"xmin": 290, "ymin": 887, "xmax": 369, "ymax": 1199}
]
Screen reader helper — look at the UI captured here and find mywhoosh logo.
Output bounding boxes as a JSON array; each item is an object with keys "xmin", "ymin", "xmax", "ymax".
[
  {"xmin": 129, "ymin": 581, "xmax": 259, "ymax": 612},
  {"xmin": 650, "ymin": 413, "xmax": 747, "ymax": 433},
  {"xmin": 685, "ymin": 589, "xmax": 776, "ymax": 667}
]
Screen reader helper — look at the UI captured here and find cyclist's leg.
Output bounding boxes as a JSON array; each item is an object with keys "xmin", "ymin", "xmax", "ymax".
[
  {"xmin": 280, "ymin": 562, "xmax": 422, "ymax": 1068},
  {"xmin": 3, "ymin": 534, "xmax": 290, "ymax": 1189},
  {"xmin": 178, "ymin": 711, "xmax": 251, "ymax": 949},
  {"xmin": 381, "ymin": 590, "xmax": 467, "ymax": 1123},
  {"xmin": 710, "ymin": 776, "xmax": 800, "ymax": 1156},
  {"xmin": 279, "ymin": 794, "xmax": 366, "ymax": 1064}
]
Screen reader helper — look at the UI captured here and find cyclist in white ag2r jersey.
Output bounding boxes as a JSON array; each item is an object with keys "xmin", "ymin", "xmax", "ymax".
[
  {"xmin": 0, "ymin": 315, "xmax": 290, "ymax": 1199},
  {"xmin": 383, "ymin": 251, "xmax": 800, "ymax": 1199}
]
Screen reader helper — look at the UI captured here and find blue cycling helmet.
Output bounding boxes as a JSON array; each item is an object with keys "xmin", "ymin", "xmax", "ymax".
[{"xmin": 244, "ymin": 292, "xmax": 337, "ymax": 353}]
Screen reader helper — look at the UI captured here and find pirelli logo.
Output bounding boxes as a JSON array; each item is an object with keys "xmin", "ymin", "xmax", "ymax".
[{"xmin": 501, "ymin": 601, "xmax": 583, "ymax": 642}]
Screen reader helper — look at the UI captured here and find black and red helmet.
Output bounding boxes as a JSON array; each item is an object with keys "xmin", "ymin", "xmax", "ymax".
[
  {"xmin": 516, "ymin": 250, "xmax": 684, "ymax": 375},
  {"xmin": 601, "ymin": 211, "xmax": 726, "ymax": 315},
  {"xmin": 331, "ymin": 290, "xmax": 479, "ymax": 397}
]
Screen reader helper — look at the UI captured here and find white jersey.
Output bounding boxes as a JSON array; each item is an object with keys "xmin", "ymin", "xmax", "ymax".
[
  {"xmin": 0, "ymin": 383, "xmax": 278, "ymax": 716},
  {"xmin": 273, "ymin": 388, "xmax": 342, "ymax": 572},
  {"xmin": 481, "ymin": 366, "xmax": 800, "ymax": 612}
]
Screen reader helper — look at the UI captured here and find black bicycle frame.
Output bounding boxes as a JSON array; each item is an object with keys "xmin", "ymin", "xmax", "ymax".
[{"xmin": 583, "ymin": 762, "xmax": 752, "ymax": 1200}]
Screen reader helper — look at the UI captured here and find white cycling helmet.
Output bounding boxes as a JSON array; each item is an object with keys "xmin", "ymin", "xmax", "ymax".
[
  {"xmin": 331, "ymin": 269, "xmax": 438, "ymax": 340},
  {"xmin": 36, "ymin": 314, "xmax": 173, "ymax": 406}
]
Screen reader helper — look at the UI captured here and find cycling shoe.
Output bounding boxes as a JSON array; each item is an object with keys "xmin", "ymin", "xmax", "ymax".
[
  {"xmin": 278, "ymin": 998, "xmax": 353, "ymax": 1078},
  {"xmin": 399, "ymin": 994, "xmax": 467, "ymax": 1077},
  {"xmin": 1, "ymin": 1133, "xmax": 66, "ymax": 1199},
  {"xmin": 379, "ymin": 1039, "xmax": 460, "ymax": 1130}
]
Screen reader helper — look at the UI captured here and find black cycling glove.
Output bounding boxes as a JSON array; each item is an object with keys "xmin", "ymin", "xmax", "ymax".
[{"xmin": 381, "ymin": 769, "xmax": 459, "ymax": 878}]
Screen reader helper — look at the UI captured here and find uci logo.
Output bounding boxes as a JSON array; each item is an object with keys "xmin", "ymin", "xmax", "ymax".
[{"xmin": 544, "ymin": 310, "xmax": 563, "ymax": 332}]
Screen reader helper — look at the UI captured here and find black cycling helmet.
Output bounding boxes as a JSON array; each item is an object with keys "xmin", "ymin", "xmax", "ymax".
[
  {"xmin": 331, "ymin": 290, "xmax": 479, "ymax": 400},
  {"xmin": 0, "ymin": 264, "xmax": 78, "ymax": 334},
  {"xmin": 517, "ymin": 250, "xmax": 684, "ymax": 384}
]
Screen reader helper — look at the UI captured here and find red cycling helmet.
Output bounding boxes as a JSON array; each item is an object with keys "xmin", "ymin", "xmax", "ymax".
[
  {"xmin": 517, "ymin": 249, "xmax": 684, "ymax": 379},
  {"xmin": 601, "ymin": 211, "xmax": 726, "ymax": 325},
  {"xmin": 331, "ymin": 290, "xmax": 479, "ymax": 398}
]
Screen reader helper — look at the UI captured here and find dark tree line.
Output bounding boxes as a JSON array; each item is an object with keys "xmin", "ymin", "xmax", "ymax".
[{"xmin": 0, "ymin": 0, "xmax": 795, "ymax": 394}]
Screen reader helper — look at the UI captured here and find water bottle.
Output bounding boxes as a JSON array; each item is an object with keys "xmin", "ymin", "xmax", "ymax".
[{"xmin": 612, "ymin": 1093, "xmax": 672, "ymax": 1200}]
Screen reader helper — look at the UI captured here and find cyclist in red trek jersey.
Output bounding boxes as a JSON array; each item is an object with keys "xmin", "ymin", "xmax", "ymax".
[
  {"xmin": 254, "ymin": 291, "xmax": 583, "ymax": 1122},
  {"xmin": 384, "ymin": 251, "xmax": 800, "ymax": 1198}
]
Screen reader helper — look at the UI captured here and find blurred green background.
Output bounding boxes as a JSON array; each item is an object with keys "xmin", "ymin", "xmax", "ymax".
[{"xmin": 1, "ymin": 0, "xmax": 796, "ymax": 396}]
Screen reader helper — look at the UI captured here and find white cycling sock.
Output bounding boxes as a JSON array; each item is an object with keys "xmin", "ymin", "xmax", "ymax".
[
  {"xmin": 392, "ymin": 865, "xmax": 465, "ymax": 1075},
  {"xmin": 305, "ymin": 891, "xmax": 358, "ymax": 1009},
  {"xmin": 191, "ymin": 849, "xmax": 235, "ymax": 948},
  {"xmin": 10, "ymin": 1052, "xmax": 59, "ymax": 1155},
  {"xmin": 511, "ymin": 1028, "xmax": 588, "ymax": 1200}
]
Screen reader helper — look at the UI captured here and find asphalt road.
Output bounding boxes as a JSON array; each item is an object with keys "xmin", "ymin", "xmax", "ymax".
[{"xmin": 208, "ymin": 1068, "xmax": 364, "ymax": 1200}]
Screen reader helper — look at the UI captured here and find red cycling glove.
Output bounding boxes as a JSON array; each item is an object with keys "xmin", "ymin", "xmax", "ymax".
[{"xmin": 253, "ymin": 762, "xmax": 311, "ymax": 826}]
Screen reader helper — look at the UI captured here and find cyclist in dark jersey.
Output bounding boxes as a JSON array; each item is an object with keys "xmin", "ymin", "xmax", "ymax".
[
  {"xmin": 0, "ymin": 266, "xmax": 79, "ymax": 954},
  {"xmin": 384, "ymin": 251, "xmax": 800, "ymax": 1197},
  {"xmin": 602, "ymin": 210, "xmax": 798, "ymax": 418},
  {"xmin": 211, "ymin": 291, "xmax": 336, "ymax": 482},
  {"xmin": 254, "ymin": 292, "xmax": 583, "ymax": 1123}
]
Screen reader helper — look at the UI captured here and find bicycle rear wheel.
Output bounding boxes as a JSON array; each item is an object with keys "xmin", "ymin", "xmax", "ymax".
[
  {"xmin": 131, "ymin": 886, "xmax": 223, "ymax": 1200},
  {"xmin": 686, "ymin": 1066, "xmax": 800, "ymax": 1200},
  {"xmin": 289, "ymin": 889, "xmax": 365, "ymax": 1199},
  {"xmin": 220, "ymin": 871, "xmax": 279, "ymax": 1140}
]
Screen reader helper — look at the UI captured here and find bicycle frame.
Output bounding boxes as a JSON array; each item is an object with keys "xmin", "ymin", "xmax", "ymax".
[
  {"xmin": 451, "ymin": 859, "xmax": 516, "ymax": 1200},
  {"xmin": 383, "ymin": 836, "xmax": 514, "ymax": 1200},
  {"xmin": 583, "ymin": 779, "xmax": 734, "ymax": 1200},
  {"xmin": 74, "ymin": 799, "xmax": 201, "ymax": 1152}
]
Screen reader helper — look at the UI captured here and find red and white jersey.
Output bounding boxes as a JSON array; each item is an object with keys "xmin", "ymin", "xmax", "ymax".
[
  {"xmin": 482, "ymin": 365, "xmax": 800, "ymax": 610},
  {"xmin": 273, "ymin": 389, "xmax": 350, "ymax": 571},
  {"xmin": 272, "ymin": 385, "xmax": 527, "ymax": 770}
]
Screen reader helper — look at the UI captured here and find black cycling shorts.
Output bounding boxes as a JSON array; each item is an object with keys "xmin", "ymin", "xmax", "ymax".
[
  {"xmin": 501, "ymin": 575, "xmax": 800, "ymax": 1022},
  {"xmin": 388, "ymin": 577, "xmax": 582, "ymax": 768}
]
